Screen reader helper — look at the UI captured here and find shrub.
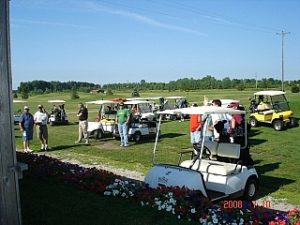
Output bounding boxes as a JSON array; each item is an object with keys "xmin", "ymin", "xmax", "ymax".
[{"xmin": 291, "ymin": 85, "xmax": 300, "ymax": 93}]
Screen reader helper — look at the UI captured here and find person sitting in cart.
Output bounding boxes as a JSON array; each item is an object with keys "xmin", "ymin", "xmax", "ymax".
[{"xmin": 257, "ymin": 95, "xmax": 271, "ymax": 111}]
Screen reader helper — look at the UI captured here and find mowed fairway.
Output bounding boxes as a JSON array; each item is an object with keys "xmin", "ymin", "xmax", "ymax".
[{"xmin": 14, "ymin": 89, "xmax": 300, "ymax": 205}]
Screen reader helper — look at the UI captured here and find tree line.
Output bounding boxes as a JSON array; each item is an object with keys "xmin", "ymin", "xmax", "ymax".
[{"xmin": 16, "ymin": 76, "xmax": 300, "ymax": 96}]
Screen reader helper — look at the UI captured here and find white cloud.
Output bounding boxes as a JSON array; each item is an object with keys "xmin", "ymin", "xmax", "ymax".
[
  {"xmin": 83, "ymin": 1, "xmax": 206, "ymax": 36},
  {"xmin": 11, "ymin": 18, "xmax": 95, "ymax": 30}
]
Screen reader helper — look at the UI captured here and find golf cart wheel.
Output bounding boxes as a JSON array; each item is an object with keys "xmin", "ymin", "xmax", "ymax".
[
  {"xmin": 249, "ymin": 117, "xmax": 258, "ymax": 127},
  {"xmin": 94, "ymin": 130, "xmax": 103, "ymax": 139},
  {"xmin": 243, "ymin": 178, "xmax": 258, "ymax": 201},
  {"xmin": 133, "ymin": 132, "xmax": 141, "ymax": 142},
  {"xmin": 273, "ymin": 120, "xmax": 284, "ymax": 131},
  {"xmin": 290, "ymin": 117, "xmax": 298, "ymax": 127}
]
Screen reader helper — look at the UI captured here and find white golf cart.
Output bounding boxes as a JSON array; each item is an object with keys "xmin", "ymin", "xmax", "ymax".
[
  {"xmin": 48, "ymin": 100, "xmax": 68, "ymax": 126},
  {"xmin": 124, "ymin": 100, "xmax": 156, "ymax": 121},
  {"xmin": 86, "ymin": 100, "xmax": 119, "ymax": 139},
  {"xmin": 13, "ymin": 100, "xmax": 27, "ymax": 124},
  {"xmin": 145, "ymin": 106, "xmax": 258, "ymax": 201},
  {"xmin": 163, "ymin": 96, "xmax": 187, "ymax": 120}
]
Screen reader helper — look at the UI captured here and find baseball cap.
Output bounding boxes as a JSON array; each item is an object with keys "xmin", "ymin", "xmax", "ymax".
[
  {"xmin": 38, "ymin": 104, "xmax": 43, "ymax": 108},
  {"xmin": 119, "ymin": 102, "xmax": 124, "ymax": 106},
  {"xmin": 24, "ymin": 106, "xmax": 29, "ymax": 110}
]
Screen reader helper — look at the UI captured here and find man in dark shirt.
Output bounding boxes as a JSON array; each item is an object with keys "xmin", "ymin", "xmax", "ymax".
[{"xmin": 75, "ymin": 103, "xmax": 89, "ymax": 144}]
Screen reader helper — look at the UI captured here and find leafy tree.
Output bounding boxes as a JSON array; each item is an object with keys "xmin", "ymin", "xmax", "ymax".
[
  {"xmin": 21, "ymin": 91, "xmax": 29, "ymax": 99},
  {"xmin": 70, "ymin": 87, "xmax": 79, "ymax": 99},
  {"xmin": 106, "ymin": 89, "xmax": 113, "ymax": 95},
  {"xmin": 291, "ymin": 85, "xmax": 300, "ymax": 93}
]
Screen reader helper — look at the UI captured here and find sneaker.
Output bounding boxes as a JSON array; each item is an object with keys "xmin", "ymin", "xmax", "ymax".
[
  {"xmin": 85, "ymin": 140, "xmax": 89, "ymax": 144},
  {"xmin": 40, "ymin": 146, "xmax": 44, "ymax": 151},
  {"xmin": 26, "ymin": 149, "xmax": 33, "ymax": 153},
  {"xmin": 75, "ymin": 140, "xmax": 81, "ymax": 144},
  {"xmin": 120, "ymin": 144, "xmax": 124, "ymax": 147},
  {"xmin": 124, "ymin": 144, "xmax": 129, "ymax": 147}
]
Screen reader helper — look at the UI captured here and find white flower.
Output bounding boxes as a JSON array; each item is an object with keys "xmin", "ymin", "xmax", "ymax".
[
  {"xmin": 199, "ymin": 218, "xmax": 207, "ymax": 224},
  {"xmin": 239, "ymin": 218, "xmax": 244, "ymax": 225},
  {"xmin": 103, "ymin": 191, "xmax": 111, "ymax": 196},
  {"xmin": 121, "ymin": 192, "xmax": 126, "ymax": 197},
  {"xmin": 213, "ymin": 218, "xmax": 218, "ymax": 224},
  {"xmin": 140, "ymin": 201, "xmax": 144, "ymax": 206},
  {"xmin": 240, "ymin": 210, "xmax": 244, "ymax": 215},
  {"xmin": 112, "ymin": 189, "xmax": 119, "ymax": 196},
  {"xmin": 191, "ymin": 208, "xmax": 196, "ymax": 214},
  {"xmin": 166, "ymin": 205, "xmax": 173, "ymax": 212},
  {"xmin": 177, "ymin": 215, "xmax": 181, "ymax": 220}
]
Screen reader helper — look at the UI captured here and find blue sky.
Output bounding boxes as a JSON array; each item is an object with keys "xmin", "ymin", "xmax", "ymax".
[{"xmin": 10, "ymin": 0, "xmax": 300, "ymax": 89}]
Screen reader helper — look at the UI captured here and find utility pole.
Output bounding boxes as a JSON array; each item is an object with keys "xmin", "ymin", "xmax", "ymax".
[
  {"xmin": 0, "ymin": 0, "xmax": 23, "ymax": 224},
  {"xmin": 276, "ymin": 30, "xmax": 290, "ymax": 92},
  {"xmin": 255, "ymin": 73, "xmax": 258, "ymax": 89}
]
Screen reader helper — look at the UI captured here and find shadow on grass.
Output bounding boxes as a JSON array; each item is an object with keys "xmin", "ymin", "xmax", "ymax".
[
  {"xmin": 255, "ymin": 162, "xmax": 296, "ymax": 199},
  {"xmin": 248, "ymin": 129, "xmax": 263, "ymax": 137},
  {"xmin": 48, "ymin": 144, "xmax": 78, "ymax": 151},
  {"xmin": 256, "ymin": 175, "xmax": 295, "ymax": 199},
  {"xmin": 249, "ymin": 138, "xmax": 268, "ymax": 146},
  {"xmin": 160, "ymin": 133, "xmax": 186, "ymax": 139}
]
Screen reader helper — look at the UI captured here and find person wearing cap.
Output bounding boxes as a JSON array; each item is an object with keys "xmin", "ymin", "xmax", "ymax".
[
  {"xmin": 34, "ymin": 105, "xmax": 49, "ymax": 150},
  {"xmin": 19, "ymin": 106, "xmax": 34, "ymax": 153},
  {"xmin": 75, "ymin": 103, "xmax": 89, "ymax": 144},
  {"xmin": 116, "ymin": 102, "xmax": 130, "ymax": 147}
]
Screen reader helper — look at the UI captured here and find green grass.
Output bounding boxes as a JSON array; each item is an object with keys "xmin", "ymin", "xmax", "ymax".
[
  {"xmin": 15, "ymin": 89, "xmax": 300, "ymax": 205},
  {"xmin": 20, "ymin": 177, "xmax": 197, "ymax": 225}
]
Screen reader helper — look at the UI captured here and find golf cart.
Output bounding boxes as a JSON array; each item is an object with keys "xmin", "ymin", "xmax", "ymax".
[
  {"xmin": 144, "ymin": 106, "xmax": 258, "ymax": 201},
  {"xmin": 162, "ymin": 96, "xmax": 188, "ymax": 120},
  {"xmin": 249, "ymin": 91, "xmax": 297, "ymax": 131},
  {"xmin": 86, "ymin": 100, "xmax": 119, "ymax": 139},
  {"xmin": 124, "ymin": 100, "xmax": 156, "ymax": 121},
  {"xmin": 113, "ymin": 120, "xmax": 159, "ymax": 143},
  {"xmin": 13, "ymin": 100, "xmax": 27, "ymax": 124},
  {"xmin": 48, "ymin": 100, "xmax": 68, "ymax": 126}
]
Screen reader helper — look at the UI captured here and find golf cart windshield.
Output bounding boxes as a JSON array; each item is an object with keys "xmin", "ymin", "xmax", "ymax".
[{"xmin": 271, "ymin": 94, "xmax": 290, "ymax": 111}]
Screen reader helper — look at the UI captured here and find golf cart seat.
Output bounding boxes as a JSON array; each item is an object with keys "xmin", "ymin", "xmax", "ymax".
[
  {"xmin": 181, "ymin": 142, "xmax": 241, "ymax": 176},
  {"xmin": 261, "ymin": 110, "xmax": 274, "ymax": 115}
]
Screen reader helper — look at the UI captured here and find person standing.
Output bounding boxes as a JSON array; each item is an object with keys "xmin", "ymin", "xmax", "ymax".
[
  {"xmin": 189, "ymin": 103, "xmax": 202, "ymax": 145},
  {"xmin": 116, "ymin": 102, "xmax": 130, "ymax": 147},
  {"xmin": 75, "ymin": 103, "xmax": 89, "ymax": 144},
  {"xmin": 19, "ymin": 106, "xmax": 34, "ymax": 152},
  {"xmin": 34, "ymin": 105, "xmax": 49, "ymax": 151}
]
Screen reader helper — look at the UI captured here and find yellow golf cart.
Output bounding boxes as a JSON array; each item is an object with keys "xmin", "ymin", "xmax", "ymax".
[{"xmin": 249, "ymin": 91, "xmax": 297, "ymax": 131}]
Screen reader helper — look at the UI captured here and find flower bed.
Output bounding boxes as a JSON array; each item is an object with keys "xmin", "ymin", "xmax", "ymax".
[{"xmin": 17, "ymin": 152, "xmax": 300, "ymax": 225}]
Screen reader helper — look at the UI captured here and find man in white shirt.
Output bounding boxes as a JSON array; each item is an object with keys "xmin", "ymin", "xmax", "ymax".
[{"xmin": 34, "ymin": 105, "xmax": 49, "ymax": 150}]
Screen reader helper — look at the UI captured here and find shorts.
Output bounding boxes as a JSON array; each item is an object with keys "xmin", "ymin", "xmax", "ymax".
[{"xmin": 36, "ymin": 124, "xmax": 48, "ymax": 140}]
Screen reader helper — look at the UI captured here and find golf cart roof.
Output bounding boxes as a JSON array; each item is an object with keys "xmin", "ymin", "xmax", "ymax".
[
  {"xmin": 85, "ymin": 100, "xmax": 116, "ymax": 105},
  {"xmin": 13, "ymin": 100, "xmax": 28, "ymax": 103},
  {"xmin": 124, "ymin": 100, "xmax": 154, "ymax": 105},
  {"xmin": 254, "ymin": 91, "xmax": 286, "ymax": 96},
  {"xmin": 164, "ymin": 96, "xmax": 185, "ymax": 100},
  {"xmin": 158, "ymin": 106, "xmax": 245, "ymax": 115},
  {"xmin": 127, "ymin": 97, "xmax": 163, "ymax": 101},
  {"xmin": 48, "ymin": 100, "xmax": 66, "ymax": 103}
]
